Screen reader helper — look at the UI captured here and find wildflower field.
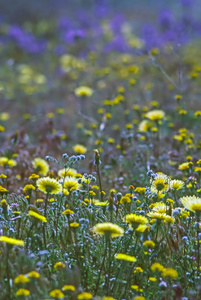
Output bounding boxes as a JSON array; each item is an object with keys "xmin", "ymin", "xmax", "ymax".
[{"xmin": 1, "ymin": 1, "xmax": 201, "ymax": 299}]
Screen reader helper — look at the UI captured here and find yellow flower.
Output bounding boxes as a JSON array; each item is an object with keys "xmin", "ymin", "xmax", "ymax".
[
  {"xmin": 102, "ymin": 297, "xmax": 116, "ymax": 300},
  {"xmin": 77, "ymin": 292, "xmax": 93, "ymax": 299},
  {"xmin": 138, "ymin": 120, "xmax": 153, "ymax": 132},
  {"xmin": 149, "ymin": 277, "xmax": 157, "ymax": 282},
  {"xmin": 27, "ymin": 271, "xmax": 40, "ymax": 278},
  {"xmin": 29, "ymin": 174, "xmax": 39, "ymax": 179},
  {"xmin": 73, "ymin": 144, "xmax": 87, "ymax": 154},
  {"xmin": 58, "ymin": 168, "xmax": 77, "ymax": 178},
  {"xmin": 0, "ymin": 125, "xmax": 5, "ymax": 132},
  {"xmin": 151, "ymin": 173, "xmax": 170, "ymax": 193},
  {"xmin": 0, "ymin": 157, "xmax": 8, "ymax": 167},
  {"xmin": 170, "ymin": 180, "xmax": 185, "ymax": 190},
  {"xmin": 146, "ymin": 110, "xmax": 165, "ymax": 121},
  {"xmin": 134, "ymin": 267, "xmax": 143, "ymax": 273},
  {"xmin": 70, "ymin": 222, "xmax": 80, "ymax": 228},
  {"xmin": 150, "ymin": 262, "xmax": 165, "ymax": 272},
  {"xmin": 151, "ymin": 202, "xmax": 167, "ymax": 214},
  {"xmin": 147, "ymin": 212, "xmax": 174, "ymax": 223},
  {"xmin": 49, "ymin": 289, "xmax": 65, "ymax": 298},
  {"xmin": 93, "ymin": 222, "xmax": 124, "ymax": 238},
  {"xmin": 7, "ymin": 159, "xmax": 17, "ymax": 167},
  {"xmin": 14, "ymin": 274, "xmax": 30, "ymax": 284},
  {"xmin": 62, "ymin": 209, "xmax": 74, "ymax": 215},
  {"xmin": 0, "ymin": 186, "xmax": 8, "ymax": 193},
  {"xmin": 115, "ymin": 253, "xmax": 136, "ymax": 262},
  {"xmin": 63, "ymin": 176, "xmax": 81, "ymax": 192},
  {"xmin": 180, "ymin": 195, "xmax": 201, "ymax": 213},
  {"xmin": 32, "ymin": 158, "xmax": 49, "ymax": 176},
  {"xmin": 54, "ymin": 262, "xmax": 65, "ymax": 270},
  {"xmin": 143, "ymin": 240, "xmax": 155, "ymax": 248},
  {"xmin": 36, "ymin": 177, "xmax": 62, "ymax": 194},
  {"xmin": 125, "ymin": 214, "xmax": 148, "ymax": 229},
  {"xmin": 120, "ymin": 196, "xmax": 131, "ymax": 204},
  {"xmin": 16, "ymin": 289, "xmax": 30, "ymax": 296},
  {"xmin": 74, "ymin": 86, "xmax": 93, "ymax": 97},
  {"xmin": 133, "ymin": 296, "xmax": 146, "ymax": 300},
  {"xmin": 135, "ymin": 187, "xmax": 146, "ymax": 194},
  {"xmin": 135, "ymin": 224, "xmax": 151, "ymax": 233},
  {"xmin": 178, "ymin": 162, "xmax": 190, "ymax": 170},
  {"xmin": 28, "ymin": 210, "xmax": 47, "ymax": 222},
  {"xmin": 162, "ymin": 268, "xmax": 178, "ymax": 279},
  {"xmin": 0, "ymin": 236, "xmax": 24, "ymax": 246},
  {"xmin": 62, "ymin": 285, "xmax": 75, "ymax": 291},
  {"xmin": 23, "ymin": 184, "xmax": 36, "ymax": 192}
]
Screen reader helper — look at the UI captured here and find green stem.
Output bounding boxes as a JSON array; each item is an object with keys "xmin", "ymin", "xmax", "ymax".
[
  {"xmin": 6, "ymin": 247, "xmax": 10, "ymax": 299},
  {"xmin": 94, "ymin": 239, "xmax": 108, "ymax": 296}
]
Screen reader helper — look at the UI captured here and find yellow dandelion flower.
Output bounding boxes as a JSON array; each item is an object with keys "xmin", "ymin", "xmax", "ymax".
[
  {"xmin": 28, "ymin": 210, "xmax": 47, "ymax": 222},
  {"xmin": 102, "ymin": 297, "xmax": 116, "ymax": 300},
  {"xmin": 146, "ymin": 110, "xmax": 165, "ymax": 121},
  {"xmin": 151, "ymin": 262, "xmax": 165, "ymax": 272},
  {"xmin": 77, "ymin": 292, "xmax": 93, "ymax": 299},
  {"xmin": 74, "ymin": 86, "xmax": 93, "ymax": 97},
  {"xmin": 162, "ymin": 268, "xmax": 178, "ymax": 279},
  {"xmin": 120, "ymin": 196, "xmax": 131, "ymax": 204},
  {"xmin": 115, "ymin": 253, "xmax": 136, "ymax": 262},
  {"xmin": 27, "ymin": 271, "xmax": 40, "ymax": 278},
  {"xmin": 0, "ymin": 186, "xmax": 8, "ymax": 193},
  {"xmin": 7, "ymin": 159, "xmax": 17, "ymax": 167},
  {"xmin": 151, "ymin": 173, "xmax": 170, "ymax": 192},
  {"xmin": 93, "ymin": 222, "xmax": 124, "ymax": 238},
  {"xmin": 23, "ymin": 184, "xmax": 36, "ymax": 192},
  {"xmin": 54, "ymin": 262, "xmax": 65, "ymax": 270},
  {"xmin": 62, "ymin": 209, "xmax": 74, "ymax": 215},
  {"xmin": 170, "ymin": 180, "xmax": 185, "ymax": 190},
  {"xmin": 133, "ymin": 296, "xmax": 146, "ymax": 300},
  {"xmin": 0, "ymin": 236, "xmax": 24, "ymax": 246},
  {"xmin": 180, "ymin": 195, "xmax": 201, "ymax": 213},
  {"xmin": 49, "ymin": 289, "xmax": 65, "ymax": 298},
  {"xmin": 135, "ymin": 187, "xmax": 146, "ymax": 194},
  {"xmin": 134, "ymin": 267, "xmax": 143, "ymax": 273},
  {"xmin": 70, "ymin": 222, "xmax": 80, "ymax": 228},
  {"xmin": 178, "ymin": 162, "xmax": 190, "ymax": 170},
  {"xmin": 63, "ymin": 176, "xmax": 81, "ymax": 192},
  {"xmin": 16, "ymin": 289, "xmax": 30, "ymax": 296},
  {"xmin": 125, "ymin": 214, "xmax": 148, "ymax": 229},
  {"xmin": 143, "ymin": 240, "xmax": 155, "ymax": 248},
  {"xmin": 73, "ymin": 144, "xmax": 87, "ymax": 154},
  {"xmin": 138, "ymin": 120, "xmax": 153, "ymax": 132},
  {"xmin": 29, "ymin": 174, "xmax": 40, "ymax": 179},
  {"xmin": 151, "ymin": 202, "xmax": 167, "ymax": 214},
  {"xmin": 14, "ymin": 274, "xmax": 30, "ymax": 284},
  {"xmin": 147, "ymin": 212, "xmax": 174, "ymax": 223},
  {"xmin": 62, "ymin": 285, "xmax": 75, "ymax": 291},
  {"xmin": 149, "ymin": 277, "xmax": 157, "ymax": 282},
  {"xmin": 135, "ymin": 224, "xmax": 151, "ymax": 233},
  {"xmin": 32, "ymin": 158, "xmax": 49, "ymax": 176},
  {"xmin": 58, "ymin": 168, "xmax": 77, "ymax": 178},
  {"xmin": 36, "ymin": 177, "xmax": 62, "ymax": 194}
]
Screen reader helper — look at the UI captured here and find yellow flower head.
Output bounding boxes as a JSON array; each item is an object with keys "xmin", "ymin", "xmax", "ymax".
[
  {"xmin": 125, "ymin": 214, "xmax": 148, "ymax": 229},
  {"xmin": 54, "ymin": 262, "xmax": 65, "ymax": 270},
  {"xmin": 27, "ymin": 271, "xmax": 40, "ymax": 278},
  {"xmin": 143, "ymin": 240, "xmax": 155, "ymax": 248},
  {"xmin": 146, "ymin": 110, "xmax": 165, "ymax": 121},
  {"xmin": 151, "ymin": 173, "xmax": 170, "ymax": 193},
  {"xmin": 14, "ymin": 274, "xmax": 30, "ymax": 284},
  {"xmin": 178, "ymin": 162, "xmax": 190, "ymax": 170},
  {"xmin": 93, "ymin": 222, "xmax": 124, "ymax": 238},
  {"xmin": 151, "ymin": 262, "xmax": 165, "ymax": 272},
  {"xmin": 115, "ymin": 253, "xmax": 136, "ymax": 262},
  {"xmin": 0, "ymin": 236, "xmax": 24, "ymax": 246},
  {"xmin": 32, "ymin": 158, "xmax": 49, "ymax": 176},
  {"xmin": 49, "ymin": 289, "xmax": 65, "ymax": 298},
  {"xmin": 170, "ymin": 180, "xmax": 185, "ymax": 190},
  {"xmin": 120, "ymin": 196, "xmax": 131, "ymax": 204},
  {"xmin": 180, "ymin": 195, "xmax": 201, "ymax": 213},
  {"xmin": 23, "ymin": 184, "xmax": 36, "ymax": 192},
  {"xmin": 36, "ymin": 177, "xmax": 62, "ymax": 194},
  {"xmin": 16, "ymin": 289, "xmax": 30, "ymax": 296},
  {"xmin": 75, "ymin": 86, "xmax": 93, "ymax": 97},
  {"xmin": 58, "ymin": 168, "xmax": 77, "ymax": 178},
  {"xmin": 73, "ymin": 144, "xmax": 87, "ymax": 154},
  {"xmin": 162, "ymin": 268, "xmax": 178, "ymax": 279},
  {"xmin": 63, "ymin": 176, "xmax": 81, "ymax": 192},
  {"xmin": 62, "ymin": 285, "xmax": 75, "ymax": 291},
  {"xmin": 62, "ymin": 209, "xmax": 74, "ymax": 215},
  {"xmin": 28, "ymin": 210, "xmax": 47, "ymax": 222},
  {"xmin": 138, "ymin": 120, "xmax": 153, "ymax": 132},
  {"xmin": 77, "ymin": 292, "xmax": 93, "ymax": 299},
  {"xmin": 151, "ymin": 202, "xmax": 167, "ymax": 214}
]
